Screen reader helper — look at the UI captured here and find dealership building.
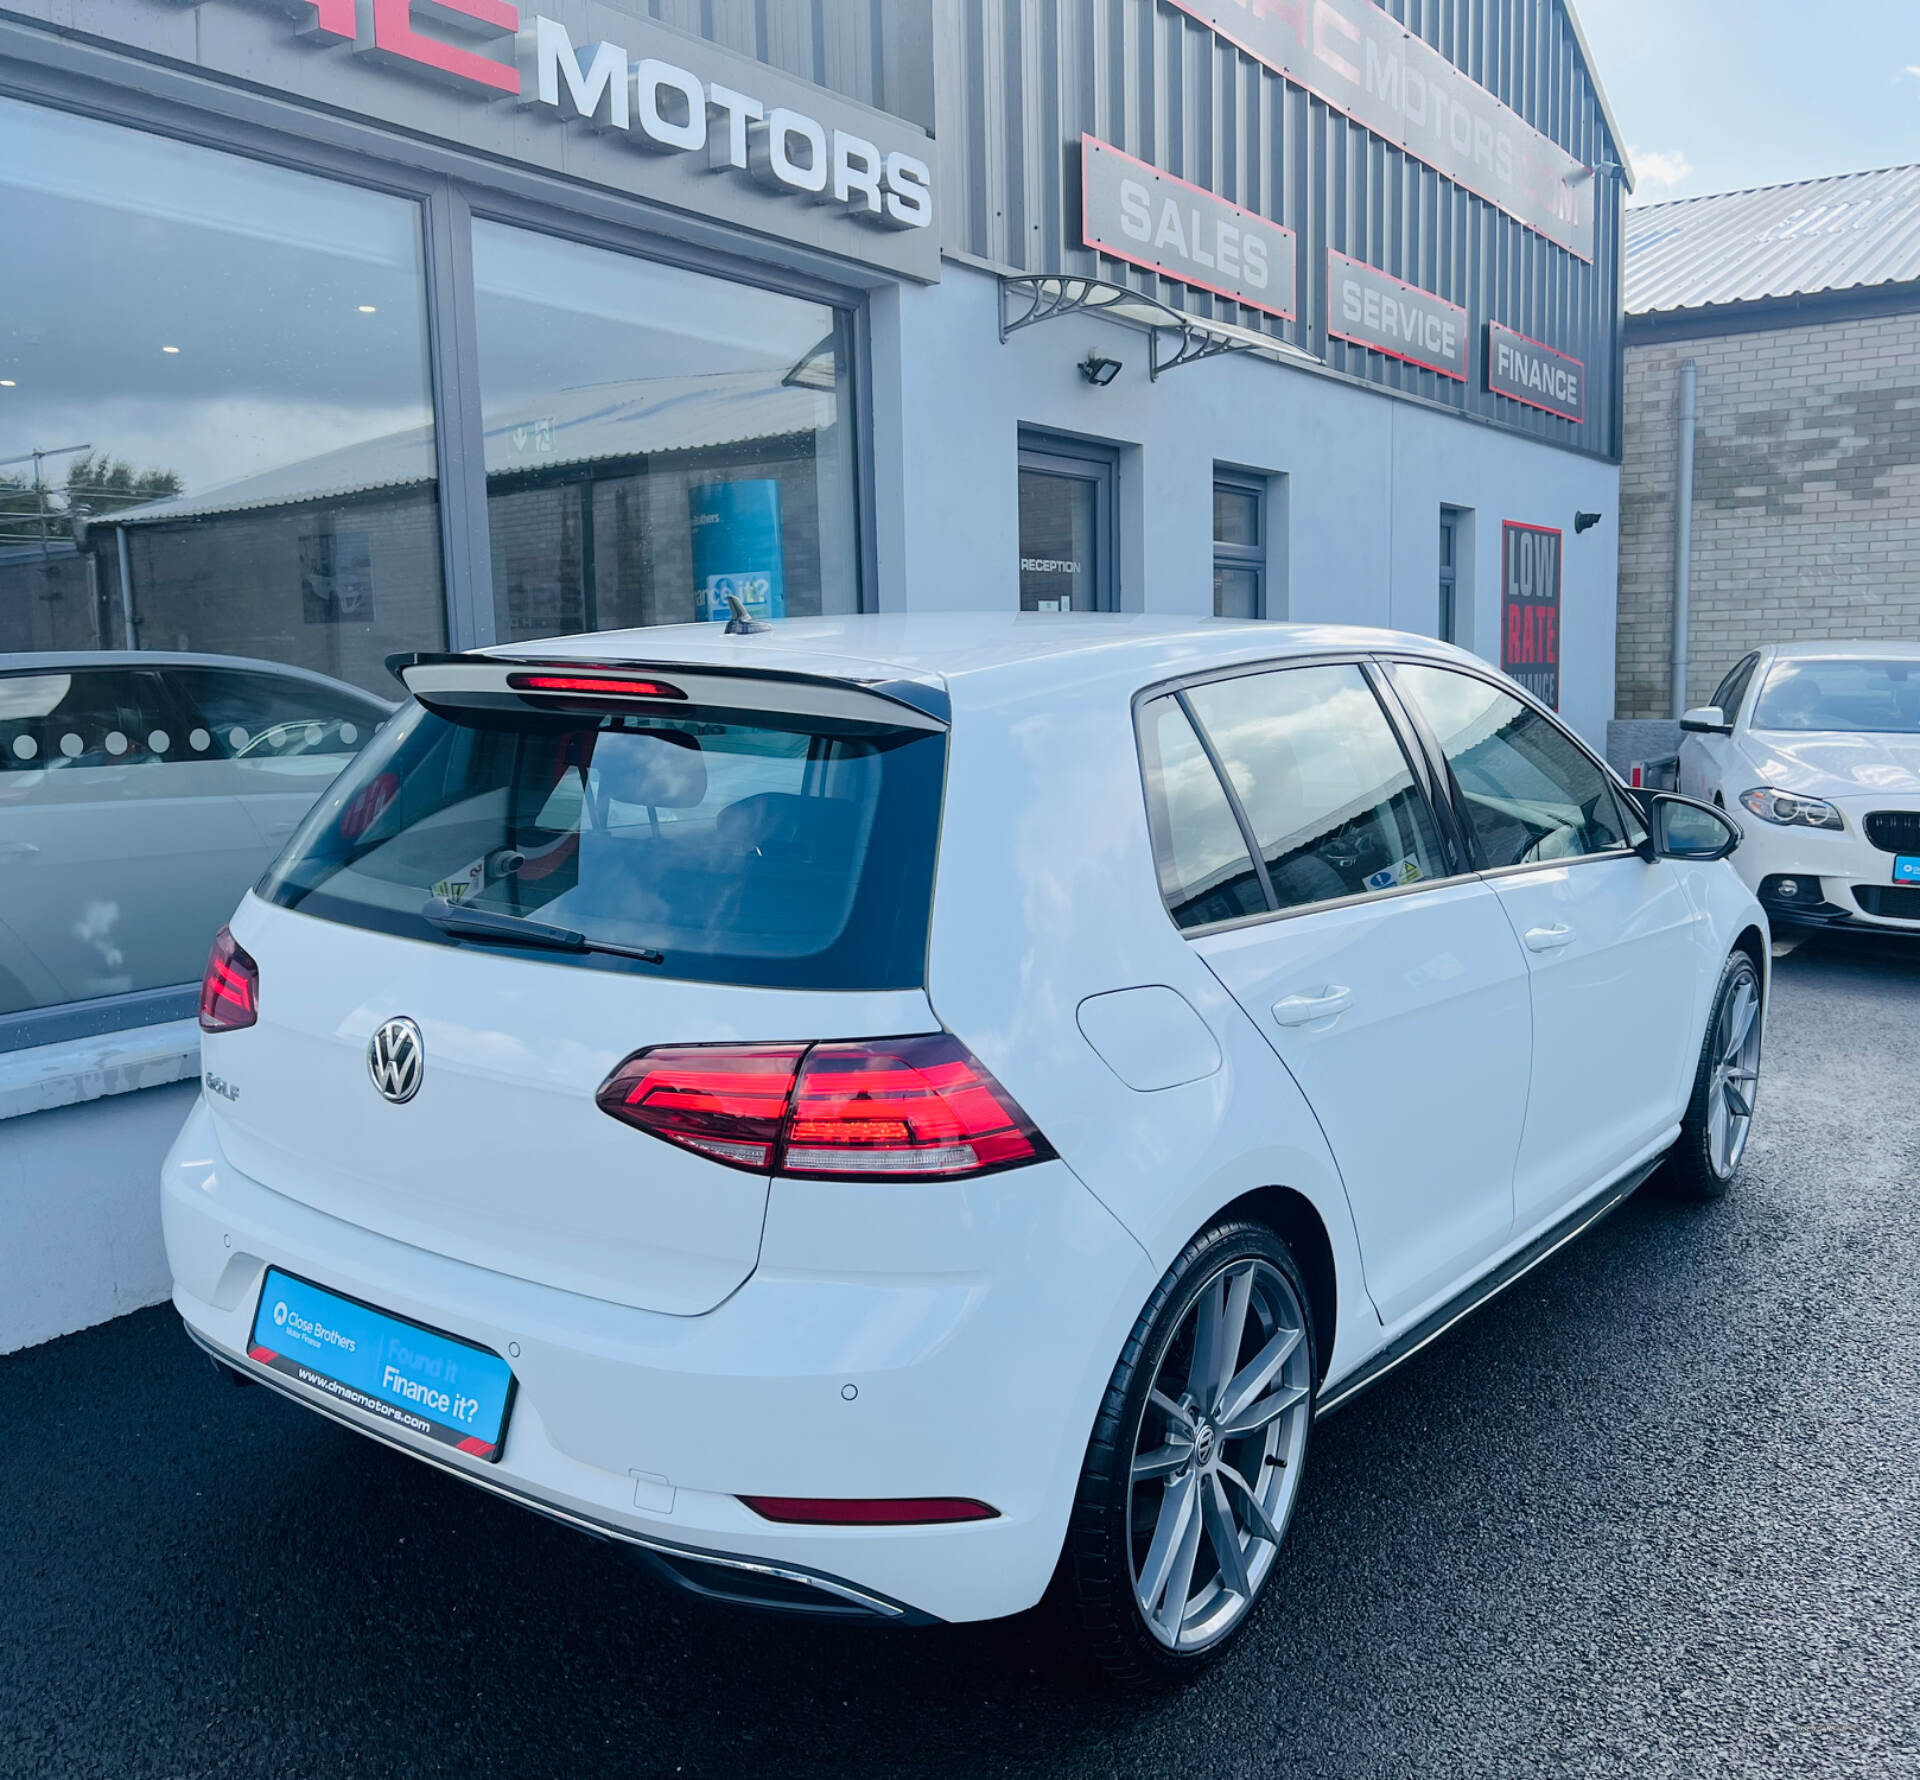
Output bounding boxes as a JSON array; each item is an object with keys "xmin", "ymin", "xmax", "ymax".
[{"xmin": 0, "ymin": 0, "xmax": 1629, "ymax": 1349}]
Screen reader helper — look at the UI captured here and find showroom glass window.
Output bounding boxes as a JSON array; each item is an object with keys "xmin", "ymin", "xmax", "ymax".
[
  {"xmin": 0, "ymin": 98, "xmax": 437, "ymax": 1028},
  {"xmin": 0, "ymin": 98, "xmax": 445, "ymax": 686},
  {"xmin": 470, "ymin": 222, "xmax": 859, "ymax": 640}
]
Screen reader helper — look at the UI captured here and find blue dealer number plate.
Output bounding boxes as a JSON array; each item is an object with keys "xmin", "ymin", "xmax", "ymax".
[
  {"xmin": 247, "ymin": 1268, "xmax": 515, "ymax": 1461},
  {"xmin": 1894, "ymin": 856, "xmax": 1920, "ymax": 885}
]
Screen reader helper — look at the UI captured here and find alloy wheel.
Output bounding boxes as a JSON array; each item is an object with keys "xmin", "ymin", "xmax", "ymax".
[
  {"xmin": 1127, "ymin": 1257, "xmax": 1312, "ymax": 1651},
  {"xmin": 1707, "ymin": 961, "xmax": 1763, "ymax": 1177}
]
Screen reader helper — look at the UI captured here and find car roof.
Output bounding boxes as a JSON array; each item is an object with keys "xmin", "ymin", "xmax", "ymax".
[
  {"xmin": 0, "ymin": 650, "xmax": 396, "ymax": 706},
  {"xmin": 485, "ymin": 612, "xmax": 1489, "ymax": 694},
  {"xmin": 1760, "ymin": 640, "xmax": 1920, "ymax": 662}
]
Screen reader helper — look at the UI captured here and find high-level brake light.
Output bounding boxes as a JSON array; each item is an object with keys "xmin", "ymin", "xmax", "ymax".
[
  {"xmin": 507, "ymin": 672, "xmax": 686, "ymax": 700},
  {"xmin": 199, "ymin": 927, "xmax": 259, "ymax": 1032},
  {"xmin": 594, "ymin": 1035, "xmax": 1053, "ymax": 1181}
]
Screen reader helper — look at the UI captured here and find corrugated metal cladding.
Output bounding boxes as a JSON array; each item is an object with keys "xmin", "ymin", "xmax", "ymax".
[
  {"xmin": 946, "ymin": 0, "xmax": 1626, "ymax": 458},
  {"xmin": 605, "ymin": 0, "xmax": 932, "ymax": 126},
  {"xmin": 1626, "ymin": 165, "xmax": 1920, "ymax": 315}
]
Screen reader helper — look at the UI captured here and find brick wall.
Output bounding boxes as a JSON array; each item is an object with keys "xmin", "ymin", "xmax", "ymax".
[{"xmin": 1617, "ymin": 309, "xmax": 1920, "ymax": 718}]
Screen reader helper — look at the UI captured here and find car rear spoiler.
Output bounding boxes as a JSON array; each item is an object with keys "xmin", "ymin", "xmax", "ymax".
[{"xmin": 384, "ymin": 652, "xmax": 949, "ymax": 732}]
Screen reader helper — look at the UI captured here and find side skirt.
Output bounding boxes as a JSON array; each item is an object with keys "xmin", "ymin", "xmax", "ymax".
[{"xmin": 1315, "ymin": 1154, "xmax": 1666, "ymax": 1419}]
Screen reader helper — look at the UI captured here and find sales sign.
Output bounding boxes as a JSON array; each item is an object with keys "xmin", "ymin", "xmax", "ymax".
[
  {"xmin": 1165, "ymin": 0, "xmax": 1593, "ymax": 260},
  {"xmin": 1501, "ymin": 522, "xmax": 1562, "ymax": 710},
  {"xmin": 1081, "ymin": 136, "xmax": 1298, "ymax": 320},
  {"xmin": 1326, "ymin": 251, "xmax": 1468, "ymax": 380},
  {"xmin": 1485, "ymin": 322, "xmax": 1587, "ymax": 425}
]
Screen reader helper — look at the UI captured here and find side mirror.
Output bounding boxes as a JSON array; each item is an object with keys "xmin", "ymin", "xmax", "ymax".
[
  {"xmin": 1679, "ymin": 704, "xmax": 1731, "ymax": 735},
  {"xmin": 1645, "ymin": 792, "xmax": 1741, "ymax": 863}
]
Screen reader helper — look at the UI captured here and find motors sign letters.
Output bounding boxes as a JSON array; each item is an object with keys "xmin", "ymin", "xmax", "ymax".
[
  {"xmin": 1501, "ymin": 522, "xmax": 1562, "ymax": 709},
  {"xmin": 1165, "ymin": 0, "xmax": 1593, "ymax": 261},
  {"xmin": 151, "ymin": 1, "xmax": 933, "ymax": 241},
  {"xmin": 1080, "ymin": 137, "xmax": 1298, "ymax": 318},
  {"xmin": 1326, "ymin": 251, "xmax": 1468, "ymax": 380},
  {"xmin": 1485, "ymin": 322, "xmax": 1586, "ymax": 425}
]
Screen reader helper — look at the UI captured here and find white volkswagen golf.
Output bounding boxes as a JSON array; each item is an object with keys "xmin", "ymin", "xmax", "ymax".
[
  {"xmin": 165, "ymin": 615, "xmax": 1765, "ymax": 1683},
  {"xmin": 1678, "ymin": 641, "xmax": 1920, "ymax": 937}
]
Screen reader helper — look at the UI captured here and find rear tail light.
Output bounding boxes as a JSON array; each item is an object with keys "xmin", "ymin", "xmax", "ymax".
[
  {"xmin": 595, "ymin": 1034, "xmax": 1053, "ymax": 1182},
  {"xmin": 199, "ymin": 926, "xmax": 259, "ymax": 1032},
  {"xmin": 740, "ymin": 1496, "xmax": 998, "ymax": 1526}
]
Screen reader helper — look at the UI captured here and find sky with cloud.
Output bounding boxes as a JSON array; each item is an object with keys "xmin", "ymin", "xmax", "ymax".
[{"xmin": 1573, "ymin": 0, "xmax": 1919, "ymax": 205}]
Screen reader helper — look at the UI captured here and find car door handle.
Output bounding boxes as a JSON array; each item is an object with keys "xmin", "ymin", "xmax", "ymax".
[
  {"xmin": 1272, "ymin": 986, "xmax": 1352, "ymax": 1027},
  {"xmin": 0, "ymin": 840, "xmax": 40, "ymax": 861},
  {"xmin": 1524, "ymin": 924, "xmax": 1575, "ymax": 952}
]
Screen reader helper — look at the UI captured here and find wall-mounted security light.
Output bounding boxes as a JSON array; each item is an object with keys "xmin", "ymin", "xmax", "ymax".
[
  {"xmin": 1079, "ymin": 352, "xmax": 1123, "ymax": 387},
  {"xmin": 1575, "ymin": 511, "xmax": 1604, "ymax": 534}
]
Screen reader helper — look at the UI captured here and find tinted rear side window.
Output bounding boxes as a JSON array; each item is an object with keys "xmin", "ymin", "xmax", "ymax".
[
  {"xmin": 1138, "ymin": 696, "xmax": 1267, "ymax": 931},
  {"xmin": 1182, "ymin": 666, "xmax": 1446, "ymax": 913},
  {"xmin": 259, "ymin": 702, "xmax": 945, "ymax": 990}
]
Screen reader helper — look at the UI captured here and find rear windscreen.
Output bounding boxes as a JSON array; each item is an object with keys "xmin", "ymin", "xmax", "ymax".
[{"xmin": 258, "ymin": 701, "xmax": 945, "ymax": 990}]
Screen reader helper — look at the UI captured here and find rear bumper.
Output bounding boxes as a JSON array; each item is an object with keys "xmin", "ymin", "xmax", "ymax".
[{"xmin": 163, "ymin": 1097, "xmax": 1152, "ymax": 1625}]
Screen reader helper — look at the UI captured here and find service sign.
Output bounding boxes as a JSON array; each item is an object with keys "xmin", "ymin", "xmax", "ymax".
[
  {"xmin": 1486, "ymin": 323, "xmax": 1587, "ymax": 425},
  {"xmin": 1501, "ymin": 522, "xmax": 1563, "ymax": 709},
  {"xmin": 1166, "ymin": 0, "xmax": 1593, "ymax": 260},
  {"xmin": 1326, "ymin": 251, "xmax": 1468, "ymax": 380},
  {"xmin": 1081, "ymin": 136, "xmax": 1298, "ymax": 320}
]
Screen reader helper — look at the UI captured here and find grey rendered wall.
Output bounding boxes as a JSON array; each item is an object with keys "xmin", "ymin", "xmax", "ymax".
[
  {"xmin": 0, "ymin": 1080, "xmax": 196, "ymax": 1353},
  {"xmin": 869, "ymin": 261, "xmax": 1620, "ymax": 744},
  {"xmin": 938, "ymin": 0, "xmax": 1624, "ymax": 459},
  {"xmin": 1618, "ymin": 312, "xmax": 1920, "ymax": 719}
]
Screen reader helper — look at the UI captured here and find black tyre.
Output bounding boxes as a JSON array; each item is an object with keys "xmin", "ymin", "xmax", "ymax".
[
  {"xmin": 1660, "ymin": 948, "xmax": 1764, "ymax": 1201},
  {"xmin": 1062, "ymin": 1218, "xmax": 1317, "ymax": 1686}
]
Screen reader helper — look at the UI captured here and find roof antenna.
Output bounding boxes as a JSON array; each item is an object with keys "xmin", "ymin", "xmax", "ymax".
[{"xmin": 723, "ymin": 592, "xmax": 771, "ymax": 636}]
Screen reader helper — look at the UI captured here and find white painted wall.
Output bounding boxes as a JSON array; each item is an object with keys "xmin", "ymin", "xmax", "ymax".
[{"xmin": 870, "ymin": 264, "xmax": 1622, "ymax": 745}]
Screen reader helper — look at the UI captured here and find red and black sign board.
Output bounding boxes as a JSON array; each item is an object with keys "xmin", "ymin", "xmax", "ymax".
[{"xmin": 1501, "ymin": 522, "xmax": 1562, "ymax": 709}]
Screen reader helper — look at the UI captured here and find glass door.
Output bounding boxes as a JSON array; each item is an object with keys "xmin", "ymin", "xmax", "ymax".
[{"xmin": 1017, "ymin": 437, "xmax": 1115, "ymax": 611}]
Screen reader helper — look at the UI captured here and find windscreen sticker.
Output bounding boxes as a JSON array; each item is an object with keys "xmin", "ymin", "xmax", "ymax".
[
  {"xmin": 1365, "ymin": 857, "xmax": 1425, "ymax": 892},
  {"xmin": 430, "ymin": 855, "xmax": 488, "ymax": 904}
]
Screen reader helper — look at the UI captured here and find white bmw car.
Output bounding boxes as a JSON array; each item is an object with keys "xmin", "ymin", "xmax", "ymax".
[
  {"xmin": 1678, "ymin": 641, "xmax": 1920, "ymax": 936},
  {"xmin": 165, "ymin": 615, "xmax": 1764, "ymax": 1683}
]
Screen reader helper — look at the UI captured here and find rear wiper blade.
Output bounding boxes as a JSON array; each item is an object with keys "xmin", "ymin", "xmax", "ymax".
[{"xmin": 420, "ymin": 897, "xmax": 663, "ymax": 964}]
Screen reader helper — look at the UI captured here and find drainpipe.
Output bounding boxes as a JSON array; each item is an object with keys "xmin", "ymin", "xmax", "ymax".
[
  {"xmin": 1669, "ymin": 359, "xmax": 1698, "ymax": 719},
  {"xmin": 115, "ymin": 524, "xmax": 137, "ymax": 650}
]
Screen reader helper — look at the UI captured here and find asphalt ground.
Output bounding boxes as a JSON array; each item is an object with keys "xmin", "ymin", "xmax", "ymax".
[{"xmin": 3, "ymin": 930, "xmax": 1918, "ymax": 1779}]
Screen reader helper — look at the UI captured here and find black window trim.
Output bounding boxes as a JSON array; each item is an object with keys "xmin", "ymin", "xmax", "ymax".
[
  {"xmin": 1710, "ymin": 650, "xmax": 1762, "ymax": 726},
  {"xmin": 1375, "ymin": 652, "xmax": 1645, "ymax": 879},
  {"xmin": 1132, "ymin": 650, "xmax": 1479, "ymax": 940},
  {"xmin": 1211, "ymin": 468, "xmax": 1268, "ymax": 621}
]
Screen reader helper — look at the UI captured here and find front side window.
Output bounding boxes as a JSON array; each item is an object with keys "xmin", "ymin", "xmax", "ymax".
[
  {"xmin": 1181, "ymin": 665, "xmax": 1446, "ymax": 914},
  {"xmin": 1750, "ymin": 658, "xmax": 1920, "ymax": 734},
  {"xmin": 470, "ymin": 222, "xmax": 858, "ymax": 640},
  {"xmin": 1392, "ymin": 664, "xmax": 1627, "ymax": 868},
  {"xmin": 260, "ymin": 699, "xmax": 944, "ymax": 991}
]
